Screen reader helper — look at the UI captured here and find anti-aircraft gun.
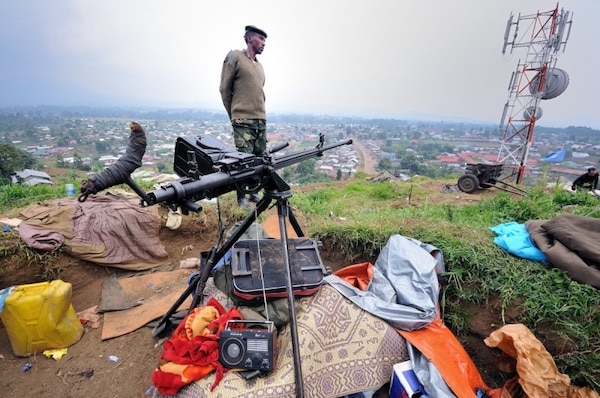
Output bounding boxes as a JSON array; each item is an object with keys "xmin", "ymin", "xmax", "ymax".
[
  {"xmin": 79, "ymin": 123, "xmax": 352, "ymax": 397},
  {"xmin": 139, "ymin": 132, "xmax": 351, "ymax": 328},
  {"xmin": 141, "ymin": 133, "xmax": 352, "ymax": 214},
  {"xmin": 79, "ymin": 124, "xmax": 352, "ymax": 217}
]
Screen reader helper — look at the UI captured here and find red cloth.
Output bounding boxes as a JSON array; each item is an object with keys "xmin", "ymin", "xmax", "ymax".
[{"xmin": 152, "ymin": 298, "xmax": 243, "ymax": 395}]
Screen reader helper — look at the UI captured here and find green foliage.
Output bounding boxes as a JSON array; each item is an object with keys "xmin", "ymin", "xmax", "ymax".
[
  {"xmin": 156, "ymin": 162, "xmax": 167, "ymax": 173},
  {"xmin": 23, "ymin": 244, "xmax": 69, "ymax": 281},
  {"xmin": 295, "ymin": 159, "xmax": 317, "ymax": 177},
  {"xmin": 399, "ymin": 152, "xmax": 419, "ymax": 172},
  {"xmin": 377, "ymin": 157, "xmax": 393, "ymax": 171},
  {"xmin": 0, "ymin": 183, "xmax": 67, "ymax": 212},
  {"xmin": 474, "ymin": 188, "xmax": 600, "ymax": 222},
  {"xmin": 0, "ymin": 143, "xmax": 36, "ymax": 184},
  {"xmin": 290, "ymin": 178, "xmax": 600, "ymax": 389}
]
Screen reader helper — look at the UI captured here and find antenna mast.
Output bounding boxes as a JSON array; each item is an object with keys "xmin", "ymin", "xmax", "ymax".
[{"xmin": 497, "ymin": 4, "xmax": 573, "ymax": 184}]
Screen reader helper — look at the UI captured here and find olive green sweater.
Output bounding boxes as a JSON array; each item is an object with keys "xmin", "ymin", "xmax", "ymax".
[{"xmin": 219, "ymin": 49, "xmax": 266, "ymax": 121}]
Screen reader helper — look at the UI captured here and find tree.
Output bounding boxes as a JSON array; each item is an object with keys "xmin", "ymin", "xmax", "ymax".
[
  {"xmin": 57, "ymin": 135, "xmax": 69, "ymax": 146},
  {"xmin": 400, "ymin": 153, "xmax": 419, "ymax": 173},
  {"xmin": 0, "ymin": 143, "xmax": 36, "ymax": 184},
  {"xmin": 377, "ymin": 157, "xmax": 393, "ymax": 172},
  {"xmin": 95, "ymin": 141, "xmax": 110, "ymax": 153},
  {"xmin": 410, "ymin": 131, "xmax": 422, "ymax": 140},
  {"xmin": 24, "ymin": 125, "xmax": 37, "ymax": 139},
  {"xmin": 295, "ymin": 159, "xmax": 316, "ymax": 177},
  {"xmin": 73, "ymin": 152, "xmax": 90, "ymax": 171},
  {"xmin": 282, "ymin": 167, "xmax": 293, "ymax": 181},
  {"xmin": 56, "ymin": 153, "xmax": 66, "ymax": 168}
]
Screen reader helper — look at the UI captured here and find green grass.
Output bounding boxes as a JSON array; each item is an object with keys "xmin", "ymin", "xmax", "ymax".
[
  {"xmin": 0, "ymin": 176, "xmax": 161, "ymax": 214},
  {"xmin": 0, "ymin": 184, "xmax": 65, "ymax": 212},
  {"xmin": 290, "ymin": 177, "xmax": 600, "ymax": 390}
]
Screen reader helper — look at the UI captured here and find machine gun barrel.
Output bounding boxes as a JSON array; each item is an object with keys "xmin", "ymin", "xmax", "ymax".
[
  {"xmin": 144, "ymin": 137, "xmax": 353, "ymax": 210},
  {"xmin": 271, "ymin": 138, "xmax": 353, "ymax": 170}
]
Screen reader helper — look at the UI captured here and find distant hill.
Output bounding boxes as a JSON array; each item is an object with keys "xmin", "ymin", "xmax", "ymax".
[{"xmin": 1, "ymin": 105, "xmax": 599, "ymax": 136}]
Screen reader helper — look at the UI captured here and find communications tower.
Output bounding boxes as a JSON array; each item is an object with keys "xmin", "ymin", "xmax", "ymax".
[{"xmin": 497, "ymin": 4, "xmax": 573, "ymax": 184}]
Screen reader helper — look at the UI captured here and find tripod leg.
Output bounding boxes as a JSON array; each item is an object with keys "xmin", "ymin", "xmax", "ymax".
[
  {"xmin": 188, "ymin": 196, "xmax": 272, "ymax": 309},
  {"xmin": 287, "ymin": 208, "xmax": 305, "ymax": 238},
  {"xmin": 151, "ymin": 274, "xmax": 199, "ymax": 337},
  {"xmin": 153, "ymin": 197, "xmax": 272, "ymax": 337},
  {"xmin": 277, "ymin": 198, "xmax": 305, "ymax": 398}
]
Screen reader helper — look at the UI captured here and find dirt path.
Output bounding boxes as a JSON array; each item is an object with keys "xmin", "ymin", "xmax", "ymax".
[{"xmin": 352, "ymin": 139, "xmax": 377, "ymax": 175}]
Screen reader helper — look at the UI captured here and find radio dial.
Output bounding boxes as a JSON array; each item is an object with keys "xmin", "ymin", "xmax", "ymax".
[{"xmin": 251, "ymin": 353, "xmax": 263, "ymax": 366}]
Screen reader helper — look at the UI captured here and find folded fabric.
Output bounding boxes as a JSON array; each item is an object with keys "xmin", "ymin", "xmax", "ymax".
[
  {"xmin": 490, "ymin": 222, "xmax": 548, "ymax": 262},
  {"xmin": 526, "ymin": 218, "xmax": 600, "ymax": 289},
  {"xmin": 540, "ymin": 214, "xmax": 600, "ymax": 265},
  {"xmin": 18, "ymin": 223, "xmax": 64, "ymax": 251},
  {"xmin": 152, "ymin": 298, "xmax": 243, "ymax": 395}
]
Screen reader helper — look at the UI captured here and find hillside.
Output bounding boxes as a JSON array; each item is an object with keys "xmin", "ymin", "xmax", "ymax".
[
  {"xmin": 1, "ymin": 173, "xmax": 599, "ymax": 397},
  {"xmin": 0, "ymin": 180, "xmax": 493, "ymax": 396}
]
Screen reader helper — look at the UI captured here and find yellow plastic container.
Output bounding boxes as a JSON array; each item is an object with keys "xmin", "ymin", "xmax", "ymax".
[{"xmin": 0, "ymin": 280, "xmax": 84, "ymax": 357}]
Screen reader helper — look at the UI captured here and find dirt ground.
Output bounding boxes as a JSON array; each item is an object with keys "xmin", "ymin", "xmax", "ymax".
[
  {"xmin": 0, "ymin": 188, "xmax": 513, "ymax": 398},
  {"xmin": 0, "ymin": 203, "xmax": 225, "ymax": 397}
]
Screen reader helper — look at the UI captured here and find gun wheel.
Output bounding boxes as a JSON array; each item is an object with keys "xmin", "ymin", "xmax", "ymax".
[{"xmin": 457, "ymin": 174, "xmax": 480, "ymax": 194}]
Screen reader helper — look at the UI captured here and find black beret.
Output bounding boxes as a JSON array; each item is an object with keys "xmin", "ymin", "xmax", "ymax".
[{"xmin": 245, "ymin": 25, "xmax": 267, "ymax": 38}]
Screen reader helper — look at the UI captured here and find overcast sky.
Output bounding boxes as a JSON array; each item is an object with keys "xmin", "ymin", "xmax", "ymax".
[{"xmin": 1, "ymin": 1, "xmax": 598, "ymax": 129}]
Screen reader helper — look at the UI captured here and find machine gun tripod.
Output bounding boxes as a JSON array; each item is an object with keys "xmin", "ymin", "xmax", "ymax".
[
  {"xmin": 78, "ymin": 124, "xmax": 352, "ymax": 398},
  {"xmin": 153, "ymin": 170, "xmax": 309, "ymax": 397}
]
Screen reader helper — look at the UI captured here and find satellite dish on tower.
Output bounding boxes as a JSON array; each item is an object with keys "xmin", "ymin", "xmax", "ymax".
[
  {"xmin": 529, "ymin": 68, "xmax": 570, "ymax": 100},
  {"xmin": 523, "ymin": 106, "xmax": 543, "ymax": 120}
]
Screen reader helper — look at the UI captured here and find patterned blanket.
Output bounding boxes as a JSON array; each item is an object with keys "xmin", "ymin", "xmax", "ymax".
[{"xmin": 153, "ymin": 280, "xmax": 408, "ymax": 397}]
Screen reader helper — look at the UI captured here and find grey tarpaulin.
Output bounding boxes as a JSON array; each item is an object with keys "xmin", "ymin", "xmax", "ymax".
[
  {"xmin": 325, "ymin": 234, "xmax": 458, "ymax": 397},
  {"xmin": 324, "ymin": 234, "xmax": 439, "ymax": 331},
  {"xmin": 407, "ymin": 340, "xmax": 456, "ymax": 397}
]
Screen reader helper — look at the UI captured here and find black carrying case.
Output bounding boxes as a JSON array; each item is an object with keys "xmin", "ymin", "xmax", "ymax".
[
  {"xmin": 173, "ymin": 135, "xmax": 255, "ymax": 177},
  {"xmin": 231, "ymin": 238, "xmax": 328, "ymax": 302}
]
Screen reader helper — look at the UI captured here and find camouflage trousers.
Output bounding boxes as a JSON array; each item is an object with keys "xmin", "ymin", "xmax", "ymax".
[
  {"xmin": 232, "ymin": 118, "xmax": 267, "ymax": 156},
  {"xmin": 232, "ymin": 119, "xmax": 266, "ymax": 200}
]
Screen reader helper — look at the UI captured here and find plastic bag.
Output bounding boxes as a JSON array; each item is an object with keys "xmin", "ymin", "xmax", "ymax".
[{"xmin": 484, "ymin": 324, "xmax": 599, "ymax": 398}]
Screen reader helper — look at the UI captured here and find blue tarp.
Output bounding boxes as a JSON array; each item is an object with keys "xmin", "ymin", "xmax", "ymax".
[
  {"xmin": 490, "ymin": 222, "xmax": 548, "ymax": 262},
  {"xmin": 542, "ymin": 150, "xmax": 566, "ymax": 162}
]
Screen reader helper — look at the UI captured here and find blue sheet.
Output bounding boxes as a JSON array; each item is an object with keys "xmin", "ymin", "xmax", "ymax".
[{"xmin": 490, "ymin": 222, "xmax": 548, "ymax": 262}]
